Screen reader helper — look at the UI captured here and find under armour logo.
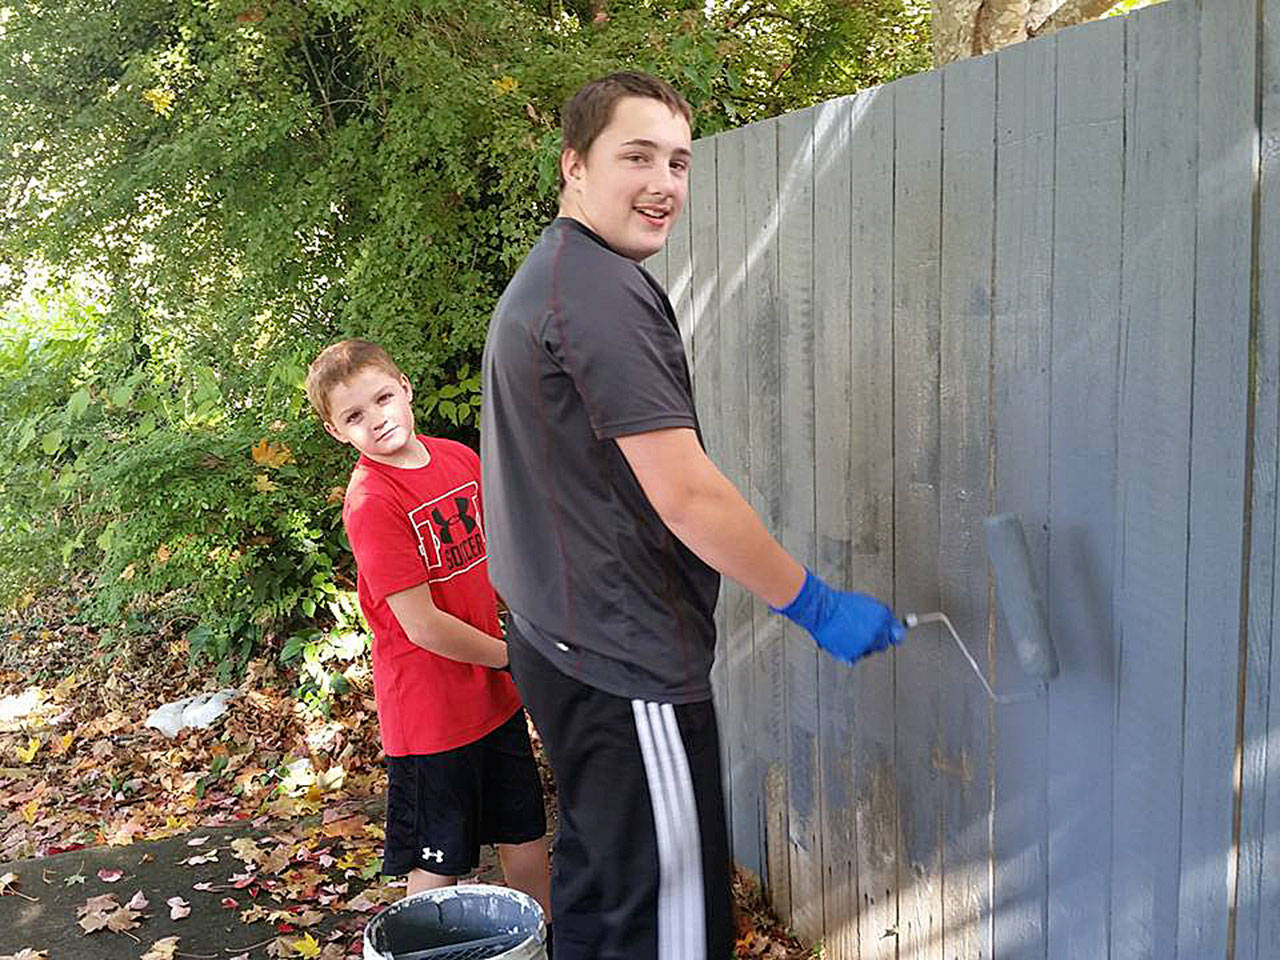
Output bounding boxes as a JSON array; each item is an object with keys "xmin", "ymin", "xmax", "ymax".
[
  {"xmin": 422, "ymin": 846, "xmax": 445, "ymax": 864},
  {"xmin": 431, "ymin": 498, "xmax": 477, "ymax": 545}
]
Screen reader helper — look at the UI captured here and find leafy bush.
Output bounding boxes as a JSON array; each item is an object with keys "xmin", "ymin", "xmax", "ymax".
[{"xmin": 0, "ymin": 0, "xmax": 930, "ymax": 672}]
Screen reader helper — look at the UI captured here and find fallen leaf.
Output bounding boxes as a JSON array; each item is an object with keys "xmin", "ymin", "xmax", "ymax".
[
  {"xmin": 230, "ymin": 836, "xmax": 263, "ymax": 864},
  {"xmin": 167, "ymin": 896, "xmax": 190, "ymax": 920},
  {"xmin": 126, "ymin": 889, "xmax": 148, "ymax": 910},
  {"xmin": 140, "ymin": 937, "xmax": 180, "ymax": 960},
  {"xmin": 288, "ymin": 933, "xmax": 322, "ymax": 958},
  {"xmin": 106, "ymin": 905, "xmax": 141, "ymax": 933},
  {"xmin": 0, "ymin": 949, "xmax": 49, "ymax": 960},
  {"xmin": 221, "ymin": 896, "xmax": 239, "ymax": 909},
  {"xmin": 97, "ymin": 868, "xmax": 124, "ymax": 883},
  {"xmin": 64, "ymin": 872, "xmax": 85, "ymax": 885},
  {"xmin": 253, "ymin": 473, "xmax": 278, "ymax": 493},
  {"xmin": 186, "ymin": 835, "xmax": 211, "ymax": 846},
  {"xmin": 15, "ymin": 737, "xmax": 39, "ymax": 763},
  {"xmin": 250, "ymin": 438, "xmax": 294, "ymax": 468},
  {"xmin": 20, "ymin": 800, "xmax": 37, "ymax": 824},
  {"xmin": 319, "ymin": 814, "xmax": 367, "ymax": 838},
  {"xmin": 0, "ymin": 873, "xmax": 33, "ymax": 901}
]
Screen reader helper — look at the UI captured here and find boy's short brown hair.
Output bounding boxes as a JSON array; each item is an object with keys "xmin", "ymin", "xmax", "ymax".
[
  {"xmin": 559, "ymin": 71, "xmax": 691, "ymax": 191},
  {"xmin": 305, "ymin": 339, "xmax": 405, "ymax": 423}
]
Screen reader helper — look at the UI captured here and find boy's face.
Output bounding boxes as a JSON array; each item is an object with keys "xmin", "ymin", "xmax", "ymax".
[
  {"xmin": 559, "ymin": 95, "xmax": 692, "ymax": 262},
  {"xmin": 323, "ymin": 368, "xmax": 418, "ymax": 465}
]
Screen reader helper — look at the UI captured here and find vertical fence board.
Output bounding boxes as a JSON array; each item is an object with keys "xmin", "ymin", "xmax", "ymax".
[
  {"xmin": 892, "ymin": 69, "xmax": 944, "ymax": 960},
  {"xmin": 991, "ymin": 34, "xmax": 1055, "ymax": 960},
  {"xmin": 744, "ymin": 118, "xmax": 790, "ymax": 911},
  {"xmin": 668, "ymin": 176, "xmax": 693, "ymax": 359},
  {"xmin": 714, "ymin": 126, "xmax": 761, "ymax": 879},
  {"xmin": 688, "ymin": 136, "xmax": 729, "ymax": 808},
  {"xmin": 937, "ymin": 52, "xmax": 995, "ymax": 960},
  {"xmin": 646, "ymin": 228, "xmax": 667, "ymax": 290},
  {"xmin": 777, "ymin": 105, "xmax": 823, "ymax": 940},
  {"xmin": 847, "ymin": 86, "xmax": 902, "ymax": 960},
  {"xmin": 1178, "ymin": 0, "xmax": 1256, "ymax": 956},
  {"xmin": 1044, "ymin": 18, "xmax": 1124, "ymax": 960},
  {"xmin": 812, "ymin": 94, "xmax": 858, "ymax": 960},
  {"xmin": 1111, "ymin": 4, "xmax": 1199, "ymax": 958},
  {"xmin": 1238, "ymin": 1, "xmax": 1280, "ymax": 955}
]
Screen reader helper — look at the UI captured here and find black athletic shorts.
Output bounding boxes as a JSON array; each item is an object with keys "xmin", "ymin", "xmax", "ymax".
[
  {"xmin": 508, "ymin": 619, "xmax": 734, "ymax": 960},
  {"xmin": 382, "ymin": 707, "xmax": 546, "ymax": 878}
]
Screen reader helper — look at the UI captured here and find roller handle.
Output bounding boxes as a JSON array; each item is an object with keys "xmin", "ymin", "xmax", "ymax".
[{"xmin": 904, "ymin": 611, "xmax": 1037, "ymax": 705}]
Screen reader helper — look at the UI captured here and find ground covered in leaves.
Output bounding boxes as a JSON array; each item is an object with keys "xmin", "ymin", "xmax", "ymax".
[{"xmin": 0, "ymin": 591, "xmax": 811, "ymax": 959}]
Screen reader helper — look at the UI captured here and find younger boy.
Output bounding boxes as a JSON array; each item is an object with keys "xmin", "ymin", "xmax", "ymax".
[{"xmin": 306, "ymin": 339, "xmax": 551, "ymax": 919}]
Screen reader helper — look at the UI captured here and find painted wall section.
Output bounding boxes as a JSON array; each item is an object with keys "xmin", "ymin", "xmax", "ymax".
[{"xmin": 661, "ymin": 0, "xmax": 1280, "ymax": 954}]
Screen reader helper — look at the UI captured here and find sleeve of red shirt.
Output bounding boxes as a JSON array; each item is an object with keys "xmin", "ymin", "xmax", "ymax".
[{"xmin": 343, "ymin": 485, "xmax": 430, "ymax": 604}]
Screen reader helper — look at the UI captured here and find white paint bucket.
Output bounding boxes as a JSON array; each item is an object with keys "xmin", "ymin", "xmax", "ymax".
[{"xmin": 362, "ymin": 883, "xmax": 546, "ymax": 960}]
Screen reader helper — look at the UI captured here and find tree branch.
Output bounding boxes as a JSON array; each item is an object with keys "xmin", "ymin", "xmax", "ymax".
[{"xmin": 1031, "ymin": 0, "xmax": 1123, "ymax": 36}]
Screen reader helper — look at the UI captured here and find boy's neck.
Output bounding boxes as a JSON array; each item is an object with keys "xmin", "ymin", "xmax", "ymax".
[{"xmin": 364, "ymin": 435, "xmax": 431, "ymax": 469}]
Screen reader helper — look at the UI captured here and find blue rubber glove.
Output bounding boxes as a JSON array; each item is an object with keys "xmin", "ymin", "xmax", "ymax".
[{"xmin": 771, "ymin": 569, "xmax": 906, "ymax": 664}]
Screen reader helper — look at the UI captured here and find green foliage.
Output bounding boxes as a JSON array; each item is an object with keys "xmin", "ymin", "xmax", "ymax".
[
  {"xmin": 0, "ymin": 0, "xmax": 930, "ymax": 660},
  {"xmin": 280, "ymin": 590, "xmax": 370, "ymax": 714}
]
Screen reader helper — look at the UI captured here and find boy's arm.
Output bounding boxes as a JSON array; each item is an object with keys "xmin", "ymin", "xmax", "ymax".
[
  {"xmin": 614, "ymin": 427, "xmax": 805, "ymax": 607},
  {"xmin": 385, "ymin": 583, "xmax": 509, "ymax": 669},
  {"xmin": 615, "ymin": 426, "xmax": 903, "ymax": 664}
]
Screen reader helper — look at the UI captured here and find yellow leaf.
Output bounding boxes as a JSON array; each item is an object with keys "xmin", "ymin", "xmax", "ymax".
[
  {"xmin": 253, "ymin": 474, "xmax": 278, "ymax": 494},
  {"xmin": 142, "ymin": 87, "xmax": 175, "ymax": 116},
  {"xmin": 493, "ymin": 75, "xmax": 519, "ymax": 95},
  {"xmin": 289, "ymin": 933, "xmax": 322, "ymax": 958},
  {"xmin": 51, "ymin": 673, "xmax": 77, "ymax": 701},
  {"xmin": 155, "ymin": 544, "xmax": 171, "ymax": 563},
  {"xmin": 15, "ymin": 737, "xmax": 39, "ymax": 764},
  {"xmin": 21, "ymin": 799, "xmax": 38, "ymax": 824},
  {"xmin": 251, "ymin": 438, "xmax": 294, "ymax": 468},
  {"xmin": 118, "ymin": 563, "xmax": 136, "ymax": 582},
  {"xmin": 55, "ymin": 732, "xmax": 74, "ymax": 755}
]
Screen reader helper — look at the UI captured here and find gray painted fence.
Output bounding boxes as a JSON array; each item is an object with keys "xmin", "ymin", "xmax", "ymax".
[{"xmin": 648, "ymin": 0, "xmax": 1280, "ymax": 955}]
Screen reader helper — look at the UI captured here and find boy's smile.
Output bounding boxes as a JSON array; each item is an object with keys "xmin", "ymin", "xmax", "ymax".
[
  {"xmin": 324, "ymin": 369, "xmax": 428, "ymax": 468},
  {"xmin": 559, "ymin": 95, "xmax": 692, "ymax": 262}
]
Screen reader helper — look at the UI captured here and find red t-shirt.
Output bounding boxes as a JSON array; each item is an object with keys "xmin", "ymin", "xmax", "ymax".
[{"xmin": 342, "ymin": 436, "xmax": 520, "ymax": 756}]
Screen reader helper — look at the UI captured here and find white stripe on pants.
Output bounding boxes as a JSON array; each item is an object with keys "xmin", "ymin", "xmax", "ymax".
[{"xmin": 632, "ymin": 699, "xmax": 707, "ymax": 960}]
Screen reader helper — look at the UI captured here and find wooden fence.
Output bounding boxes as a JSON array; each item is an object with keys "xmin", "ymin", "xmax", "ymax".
[{"xmin": 646, "ymin": 0, "xmax": 1279, "ymax": 955}]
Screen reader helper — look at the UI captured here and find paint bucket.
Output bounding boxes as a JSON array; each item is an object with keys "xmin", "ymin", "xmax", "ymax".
[{"xmin": 362, "ymin": 884, "xmax": 547, "ymax": 960}]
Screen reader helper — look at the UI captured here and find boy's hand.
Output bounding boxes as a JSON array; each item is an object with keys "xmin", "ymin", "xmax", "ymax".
[{"xmin": 772, "ymin": 569, "xmax": 905, "ymax": 665}]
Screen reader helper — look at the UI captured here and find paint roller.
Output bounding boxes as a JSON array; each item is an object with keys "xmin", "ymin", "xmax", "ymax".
[{"xmin": 904, "ymin": 513, "xmax": 1059, "ymax": 704}]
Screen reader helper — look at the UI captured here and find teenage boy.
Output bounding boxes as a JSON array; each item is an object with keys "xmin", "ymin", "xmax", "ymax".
[
  {"xmin": 306, "ymin": 339, "xmax": 551, "ymax": 922},
  {"xmin": 480, "ymin": 72, "xmax": 904, "ymax": 959}
]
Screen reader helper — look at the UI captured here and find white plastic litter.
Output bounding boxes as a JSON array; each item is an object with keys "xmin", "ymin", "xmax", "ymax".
[{"xmin": 144, "ymin": 689, "xmax": 237, "ymax": 738}]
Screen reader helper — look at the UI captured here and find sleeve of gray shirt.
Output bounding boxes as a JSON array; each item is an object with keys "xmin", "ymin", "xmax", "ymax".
[{"xmin": 543, "ymin": 263, "xmax": 699, "ymax": 441}]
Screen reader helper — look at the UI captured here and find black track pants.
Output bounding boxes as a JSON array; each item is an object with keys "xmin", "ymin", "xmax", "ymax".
[{"xmin": 507, "ymin": 623, "xmax": 734, "ymax": 960}]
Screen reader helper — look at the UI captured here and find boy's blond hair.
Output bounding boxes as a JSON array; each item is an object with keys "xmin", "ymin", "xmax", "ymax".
[{"xmin": 306, "ymin": 339, "xmax": 405, "ymax": 423}]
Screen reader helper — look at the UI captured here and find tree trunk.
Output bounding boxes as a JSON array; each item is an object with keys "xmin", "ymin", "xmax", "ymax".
[{"xmin": 933, "ymin": 0, "xmax": 1125, "ymax": 65}]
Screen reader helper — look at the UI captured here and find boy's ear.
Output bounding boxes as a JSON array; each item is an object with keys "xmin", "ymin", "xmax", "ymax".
[
  {"xmin": 322, "ymin": 420, "xmax": 349, "ymax": 445},
  {"xmin": 560, "ymin": 147, "xmax": 584, "ymax": 190},
  {"xmin": 399, "ymin": 374, "xmax": 413, "ymax": 402}
]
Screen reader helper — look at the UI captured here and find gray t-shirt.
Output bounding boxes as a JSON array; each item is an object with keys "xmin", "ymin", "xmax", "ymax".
[{"xmin": 481, "ymin": 218, "xmax": 721, "ymax": 703}]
